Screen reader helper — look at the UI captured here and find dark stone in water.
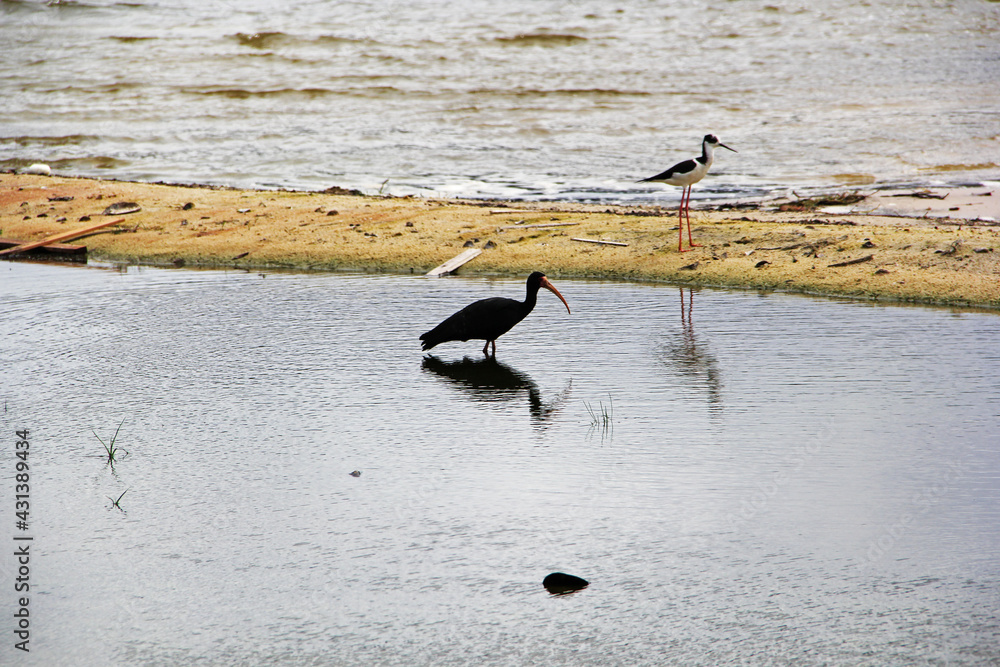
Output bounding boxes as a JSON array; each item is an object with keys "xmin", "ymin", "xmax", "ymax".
[{"xmin": 543, "ymin": 572, "xmax": 588, "ymax": 595}]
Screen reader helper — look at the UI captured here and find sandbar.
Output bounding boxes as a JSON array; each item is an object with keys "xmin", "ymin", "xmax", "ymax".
[{"xmin": 2, "ymin": 174, "xmax": 997, "ymax": 309}]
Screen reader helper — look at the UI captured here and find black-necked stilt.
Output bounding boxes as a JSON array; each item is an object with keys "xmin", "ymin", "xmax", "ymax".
[{"xmin": 640, "ymin": 134, "xmax": 736, "ymax": 252}]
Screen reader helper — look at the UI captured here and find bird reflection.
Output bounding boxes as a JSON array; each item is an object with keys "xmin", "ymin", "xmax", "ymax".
[
  {"xmin": 421, "ymin": 355, "xmax": 570, "ymax": 427},
  {"xmin": 657, "ymin": 288, "xmax": 723, "ymax": 412}
]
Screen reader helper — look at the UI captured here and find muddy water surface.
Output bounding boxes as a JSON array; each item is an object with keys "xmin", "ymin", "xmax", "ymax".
[{"xmin": 2, "ymin": 262, "xmax": 998, "ymax": 665}]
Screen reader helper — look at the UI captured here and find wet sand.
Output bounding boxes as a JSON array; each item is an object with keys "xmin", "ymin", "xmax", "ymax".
[{"xmin": 2, "ymin": 174, "xmax": 998, "ymax": 309}]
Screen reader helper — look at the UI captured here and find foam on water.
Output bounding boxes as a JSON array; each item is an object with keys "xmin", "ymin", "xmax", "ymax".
[{"xmin": 1, "ymin": 0, "xmax": 999, "ymax": 202}]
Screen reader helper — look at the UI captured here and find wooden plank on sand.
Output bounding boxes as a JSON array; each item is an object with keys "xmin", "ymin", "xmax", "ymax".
[
  {"xmin": 425, "ymin": 248, "xmax": 482, "ymax": 277},
  {"xmin": 501, "ymin": 222, "xmax": 579, "ymax": 231},
  {"xmin": 0, "ymin": 218, "xmax": 127, "ymax": 257},
  {"xmin": 0, "ymin": 237, "xmax": 86, "ymax": 255},
  {"xmin": 572, "ymin": 237, "xmax": 629, "ymax": 247}
]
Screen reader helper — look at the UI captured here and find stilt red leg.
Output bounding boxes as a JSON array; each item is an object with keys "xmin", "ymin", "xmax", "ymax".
[
  {"xmin": 677, "ymin": 186, "xmax": 702, "ymax": 252},
  {"xmin": 687, "ymin": 187, "xmax": 701, "ymax": 248},
  {"xmin": 679, "ymin": 186, "xmax": 697, "ymax": 252},
  {"xmin": 678, "ymin": 187, "xmax": 688, "ymax": 252}
]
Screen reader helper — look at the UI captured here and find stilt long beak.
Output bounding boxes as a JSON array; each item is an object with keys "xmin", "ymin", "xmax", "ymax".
[
  {"xmin": 719, "ymin": 143, "xmax": 737, "ymax": 153},
  {"xmin": 540, "ymin": 277, "xmax": 571, "ymax": 314}
]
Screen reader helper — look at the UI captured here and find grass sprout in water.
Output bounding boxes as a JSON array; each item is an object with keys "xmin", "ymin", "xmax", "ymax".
[
  {"xmin": 108, "ymin": 488, "xmax": 129, "ymax": 511},
  {"xmin": 94, "ymin": 418, "xmax": 129, "ymax": 466},
  {"xmin": 584, "ymin": 394, "xmax": 614, "ymax": 434}
]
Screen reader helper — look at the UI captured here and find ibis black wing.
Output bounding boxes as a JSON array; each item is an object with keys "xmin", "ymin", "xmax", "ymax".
[{"xmin": 420, "ymin": 297, "xmax": 528, "ymax": 351}]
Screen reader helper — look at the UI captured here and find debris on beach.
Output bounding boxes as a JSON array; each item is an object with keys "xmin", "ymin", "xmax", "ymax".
[
  {"xmin": 777, "ymin": 192, "xmax": 865, "ymax": 212},
  {"xmin": 935, "ymin": 240, "xmax": 962, "ymax": 255},
  {"xmin": 828, "ymin": 254, "xmax": 874, "ymax": 268},
  {"xmin": 101, "ymin": 201, "xmax": 141, "ymax": 216}
]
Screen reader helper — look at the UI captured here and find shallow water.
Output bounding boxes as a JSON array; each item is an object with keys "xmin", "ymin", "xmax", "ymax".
[
  {"xmin": 1, "ymin": 262, "xmax": 998, "ymax": 664},
  {"xmin": 2, "ymin": 0, "xmax": 999, "ymax": 202}
]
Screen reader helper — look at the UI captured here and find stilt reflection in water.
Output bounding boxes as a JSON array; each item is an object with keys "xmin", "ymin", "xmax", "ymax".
[{"xmin": 656, "ymin": 287, "xmax": 723, "ymax": 413}]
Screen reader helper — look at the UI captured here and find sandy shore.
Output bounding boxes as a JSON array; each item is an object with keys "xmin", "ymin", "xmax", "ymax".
[{"xmin": 2, "ymin": 174, "xmax": 998, "ymax": 309}]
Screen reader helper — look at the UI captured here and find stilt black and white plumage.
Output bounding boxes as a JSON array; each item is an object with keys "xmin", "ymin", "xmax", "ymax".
[{"xmin": 640, "ymin": 134, "xmax": 736, "ymax": 252}]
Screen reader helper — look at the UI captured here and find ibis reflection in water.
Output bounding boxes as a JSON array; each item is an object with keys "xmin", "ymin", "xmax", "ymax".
[
  {"xmin": 420, "ymin": 271, "xmax": 571, "ymax": 357},
  {"xmin": 421, "ymin": 355, "xmax": 571, "ymax": 427}
]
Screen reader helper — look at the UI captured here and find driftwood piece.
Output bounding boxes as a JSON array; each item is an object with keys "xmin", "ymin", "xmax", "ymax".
[
  {"xmin": 500, "ymin": 222, "xmax": 579, "ymax": 231},
  {"xmin": 0, "ymin": 218, "xmax": 127, "ymax": 257},
  {"xmin": 571, "ymin": 237, "xmax": 629, "ymax": 247},
  {"xmin": 425, "ymin": 248, "xmax": 482, "ymax": 276},
  {"xmin": 827, "ymin": 254, "xmax": 874, "ymax": 268},
  {"xmin": 0, "ymin": 237, "xmax": 85, "ymax": 254}
]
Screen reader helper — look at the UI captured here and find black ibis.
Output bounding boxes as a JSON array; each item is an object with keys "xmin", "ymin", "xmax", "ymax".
[
  {"xmin": 420, "ymin": 271, "xmax": 570, "ymax": 356},
  {"xmin": 640, "ymin": 134, "xmax": 736, "ymax": 252}
]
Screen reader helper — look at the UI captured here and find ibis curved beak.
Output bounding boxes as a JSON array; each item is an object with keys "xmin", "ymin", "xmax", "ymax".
[
  {"xmin": 540, "ymin": 276, "xmax": 571, "ymax": 314},
  {"xmin": 720, "ymin": 142, "xmax": 737, "ymax": 153}
]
